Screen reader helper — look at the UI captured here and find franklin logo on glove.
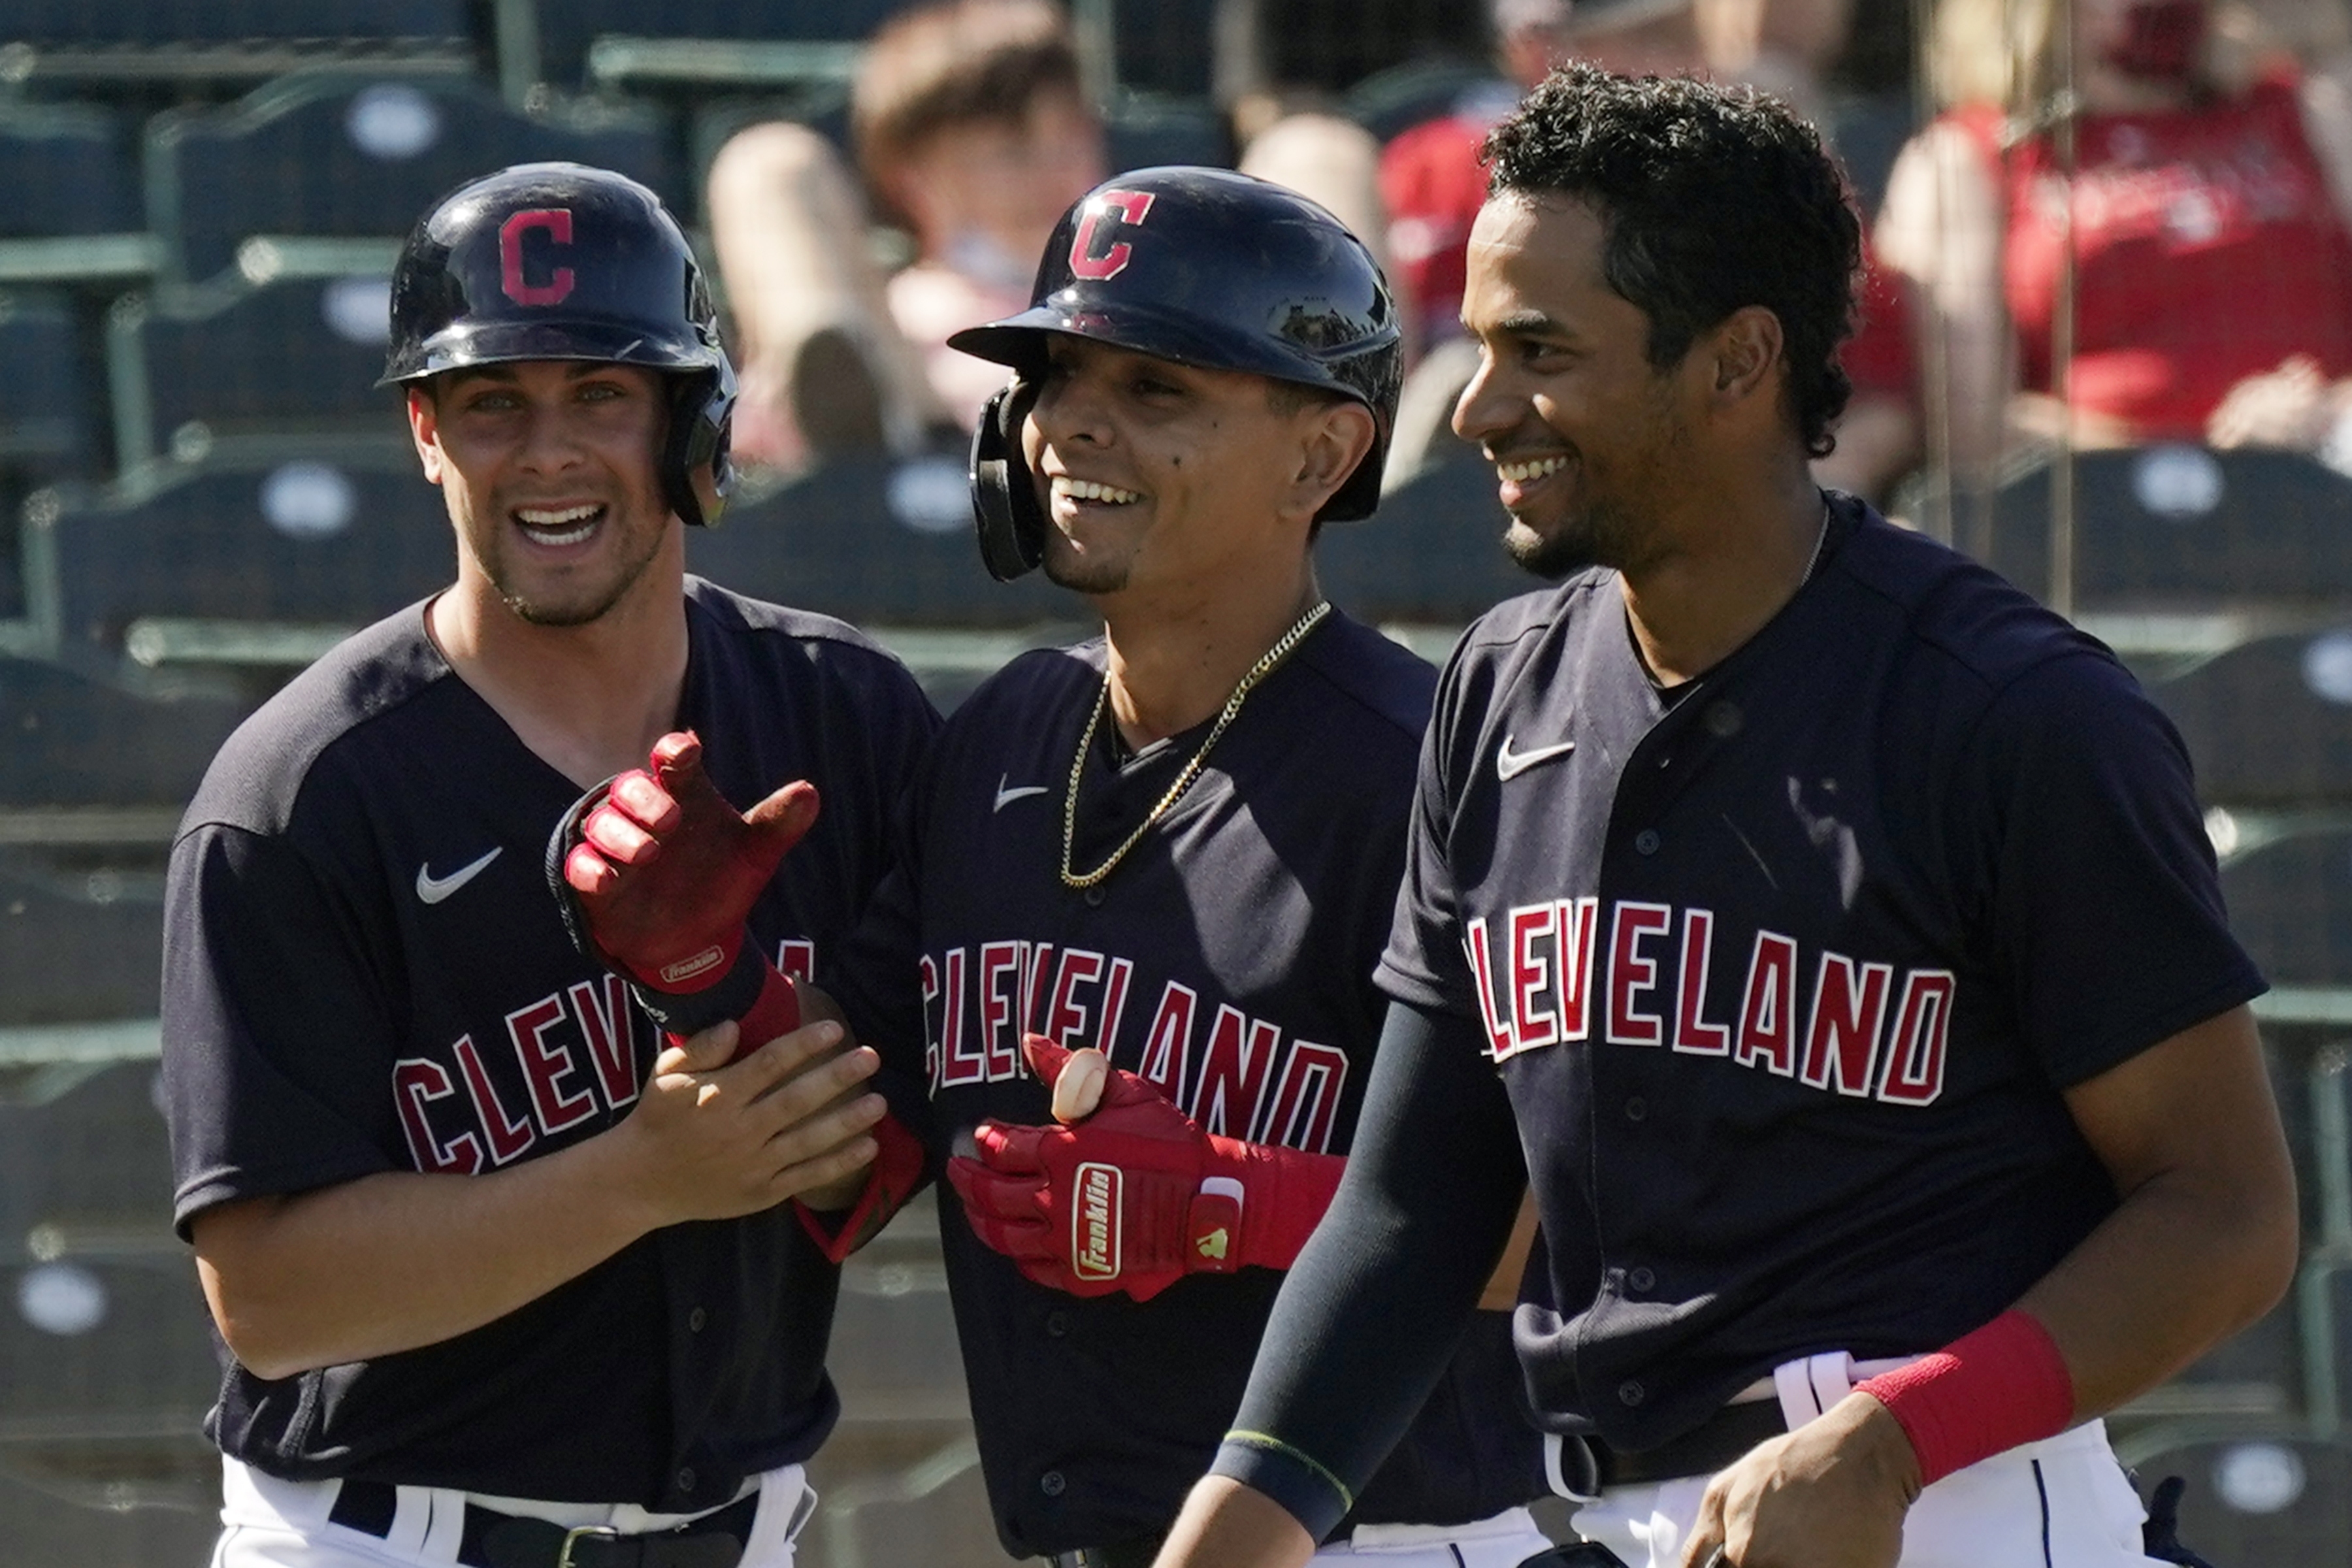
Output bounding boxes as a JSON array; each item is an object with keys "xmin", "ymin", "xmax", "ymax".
[
  {"xmin": 1074, "ymin": 1163, "xmax": 1121, "ymax": 1281},
  {"xmin": 946, "ymin": 1035, "xmax": 1343, "ymax": 1301}
]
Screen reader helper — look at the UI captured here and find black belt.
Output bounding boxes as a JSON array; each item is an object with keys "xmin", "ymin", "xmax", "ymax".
[
  {"xmin": 327, "ymin": 1478, "xmax": 760, "ymax": 1568},
  {"xmin": 1592, "ymin": 1397, "xmax": 1789, "ymax": 1488},
  {"xmin": 1047, "ymin": 1531, "xmax": 1168, "ymax": 1568}
]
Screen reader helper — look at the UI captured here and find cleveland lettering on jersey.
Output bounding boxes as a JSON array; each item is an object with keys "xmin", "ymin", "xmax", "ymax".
[
  {"xmin": 394, "ymin": 939, "xmax": 819, "ymax": 1171},
  {"xmin": 1464, "ymin": 900, "xmax": 1955, "ymax": 1105},
  {"xmin": 919, "ymin": 939, "xmax": 1350, "ymax": 1152}
]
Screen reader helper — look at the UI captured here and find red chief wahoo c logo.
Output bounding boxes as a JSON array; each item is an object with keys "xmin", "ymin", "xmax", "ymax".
[
  {"xmin": 498, "ymin": 208, "xmax": 576, "ymax": 306},
  {"xmin": 1067, "ymin": 189, "xmax": 1156, "ymax": 281}
]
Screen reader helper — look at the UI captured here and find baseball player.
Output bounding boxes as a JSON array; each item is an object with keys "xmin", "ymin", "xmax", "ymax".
[
  {"xmin": 562, "ymin": 168, "xmax": 1556, "ymax": 1567},
  {"xmin": 1147, "ymin": 70, "xmax": 2299, "ymax": 1568},
  {"xmin": 160, "ymin": 163, "xmax": 935, "ymax": 1568}
]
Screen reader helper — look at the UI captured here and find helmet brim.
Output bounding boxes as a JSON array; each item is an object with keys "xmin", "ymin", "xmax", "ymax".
[
  {"xmin": 378, "ymin": 317, "xmax": 723, "ymax": 388},
  {"xmin": 948, "ymin": 299, "xmax": 1375, "ymax": 409}
]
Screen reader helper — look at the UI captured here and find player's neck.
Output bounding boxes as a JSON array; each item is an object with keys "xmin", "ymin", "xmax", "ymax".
[
  {"xmin": 1095, "ymin": 560, "xmax": 1324, "ymax": 749},
  {"xmin": 1618, "ymin": 466, "xmax": 1829, "ymax": 686},
  {"xmin": 428, "ymin": 570, "xmax": 691, "ymax": 789}
]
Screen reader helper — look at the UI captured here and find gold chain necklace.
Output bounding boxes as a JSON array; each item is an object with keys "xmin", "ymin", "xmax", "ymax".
[{"xmin": 1060, "ymin": 600, "xmax": 1332, "ymax": 890}]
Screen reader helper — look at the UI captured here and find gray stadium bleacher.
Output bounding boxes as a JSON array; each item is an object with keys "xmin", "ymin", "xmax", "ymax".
[
  {"xmin": 32, "ymin": 456, "xmax": 450, "ymax": 667},
  {"xmin": 146, "ymin": 74, "xmax": 679, "ymax": 291}
]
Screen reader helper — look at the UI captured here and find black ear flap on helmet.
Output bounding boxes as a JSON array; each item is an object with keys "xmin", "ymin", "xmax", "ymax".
[
  {"xmin": 971, "ymin": 377, "xmax": 1045, "ymax": 581},
  {"xmin": 662, "ymin": 368, "xmax": 736, "ymax": 529}
]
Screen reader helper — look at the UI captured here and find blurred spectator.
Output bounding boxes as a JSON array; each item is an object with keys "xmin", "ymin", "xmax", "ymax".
[
  {"xmin": 707, "ymin": 0, "xmax": 1105, "ymax": 471},
  {"xmin": 1875, "ymin": 0, "xmax": 2352, "ymax": 474},
  {"xmin": 1375, "ymin": 0, "xmax": 1919, "ymax": 500}
]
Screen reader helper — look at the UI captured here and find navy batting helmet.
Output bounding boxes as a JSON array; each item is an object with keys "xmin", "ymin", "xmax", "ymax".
[
  {"xmin": 381, "ymin": 162, "xmax": 737, "ymax": 528},
  {"xmin": 949, "ymin": 166, "xmax": 1402, "ymax": 581}
]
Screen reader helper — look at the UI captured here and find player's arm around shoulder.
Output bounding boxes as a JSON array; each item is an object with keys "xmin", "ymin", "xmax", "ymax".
[
  {"xmin": 192, "ymin": 1015, "xmax": 885, "ymax": 1380},
  {"xmin": 1683, "ymin": 1004, "xmax": 2296, "ymax": 1568}
]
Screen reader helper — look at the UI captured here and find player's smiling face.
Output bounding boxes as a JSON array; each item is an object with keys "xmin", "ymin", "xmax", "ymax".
[
  {"xmin": 409, "ymin": 359, "xmax": 676, "ymax": 627},
  {"xmin": 1021, "ymin": 335, "xmax": 1350, "ymax": 598},
  {"xmin": 1454, "ymin": 191, "xmax": 1700, "ymax": 579}
]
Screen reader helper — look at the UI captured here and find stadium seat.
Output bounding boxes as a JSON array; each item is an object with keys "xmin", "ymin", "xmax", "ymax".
[
  {"xmin": 0, "ymin": 867, "xmax": 164, "ymax": 1028},
  {"xmin": 0, "ymin": 1, "xmax": 474, "ymax": 96},
  {"xmin": 0, "ymin": 104, "xmax": 155, "ymax": 289},
  {"xmin": 34, "ymin": 457, "xmax": 452, "ymax": 662},
  {"xmin": 530, "ymin": 0, "xmax": 915, "ymax": 94},
  {"xmin": 2142, "ymin": 630, "xmax": 2352, "ymax": 808},
  {"xmin": 685, "ymin": 453, "xmax": 1071, "ymax": 630},
  {"xmin": 0, "ymin": 293, "xmax": 101, "ymax": 481},
  {"xmin": 1936, "ymin": 448, "xmax": 2352, "ymax": 609},
  {"xmin": 0, "ymin": 104, "xmax": 141, "ymax": 242},
  {"xmin": 1, "ymin": 0, "xmax": 468, "ymax": 45},
  {"xmin": 1316, "ymin": 449, "xmax": 1528, "ymax": 626},
  {"xmin": 0, "ymin": 1064, "xmax": 220, "ymax": 1520},
  {"xmin": 0, "ymin": 654, "xmax": 244, "ymax": 810},
  {"xmin": 2219, "ymin": 828, "xmax": 2352, "ymax": 991},
  {"xmin": 147, "ymin": 75, "xmax": 677, "ymax": 290},
  {"xmin": 107, "ymin": 275, "xmax": 401, "ymax": 472}
]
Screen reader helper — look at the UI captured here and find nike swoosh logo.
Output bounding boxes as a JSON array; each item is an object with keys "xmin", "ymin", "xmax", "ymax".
[
  {"xmin": 994, "ymin": 775, "xmax": 1051, "ymax": 813},
  {"xmin": 415, "ymin": 847, "xmax": 502, "ymax": 905},
  {"xmin": 1496, "ymin": 735, "xmax": 1575, "ymax": 781}
]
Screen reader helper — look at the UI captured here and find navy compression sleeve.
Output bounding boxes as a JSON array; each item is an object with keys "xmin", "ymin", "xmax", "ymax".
[{"xmin": 1210, "ymin": 1000, "xmax": 1528, "ymax": 1538}]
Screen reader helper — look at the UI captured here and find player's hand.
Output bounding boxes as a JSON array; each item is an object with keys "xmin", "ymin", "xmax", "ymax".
[
  {"xmin": 943, "ymin": 1035, "xmax": 1341, "ymax": 1300},
  {"xmin": 1680, "ymin": 1391, "xmax": 1919, "ymax": 1568},
  {"xmin": 613, "ymin": 1016, "xmax": 886, "ymax": 1227},
  {"xmin": 547, "ymin": 730, "xmax": 819, "ymax": 1053}
]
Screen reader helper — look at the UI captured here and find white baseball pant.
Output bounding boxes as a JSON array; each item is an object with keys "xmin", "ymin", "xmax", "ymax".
[
  {"xmin": 209, "ymin": 1456, "xmax": 813, "ymax": 1568},
  {"xmin": 1560, "ymin": 1352, "xmax": 2174, "ymax": 1568}
]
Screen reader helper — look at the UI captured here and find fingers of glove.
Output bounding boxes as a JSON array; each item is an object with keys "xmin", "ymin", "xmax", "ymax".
[
  {"xmin": 582, "ymin": 798, "xmax": 662, "ymax": 865},
  {"xmin": 947, "ymin": 1168, "xmax": 1057, "ymax": 1262},
  {"xmin": 563, "ymin": 840, "xmax": 619, "ymax": 898},
  {"xmin": 742, "ymin": 779, "xmax": 821, "ymax": 860},
  {"xmin": 972, "ymin": 1119, "xmax": 1056, "ymax": 1174},
  {"xmin": 606, "ymin": 768, "xmax": 681, "ymax": 833},
  {"xmin": 944, "ymin": 1155, "xmax": 1049, "ymax": 1225},
  {"xmin": 1021, "ymin": 1032, "xmax": 1073, "ymax": 1086}
]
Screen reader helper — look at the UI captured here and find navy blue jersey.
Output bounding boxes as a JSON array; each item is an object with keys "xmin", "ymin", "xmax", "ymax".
[
  {"xmin": 162, "ymin": 578, "xmax": 938, "ymax": 1509},
  {"xmin": 826, "ymin": 610, "xmax": 1546, "ymax": 1557},
  {"xmin": 1380, "ymin": 498, "xmax": 2264, "ymax": 1451}
]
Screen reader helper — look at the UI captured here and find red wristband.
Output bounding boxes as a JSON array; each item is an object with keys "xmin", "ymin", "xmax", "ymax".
[{"xmin": 1856, "ymin": 1309, "xmax": 2076, "ymax": 1486}]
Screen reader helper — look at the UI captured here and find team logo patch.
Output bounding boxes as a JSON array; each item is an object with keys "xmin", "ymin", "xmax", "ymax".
[
  {"xmin": 1195, "ymin": 1226, "xmax": 1229, "ymax": 1261},
  {"xmin": 498, "ymin": 207, "xmax": 576, "ymax": 306},
  {"xmin": 659, "ymin": 945, "xmax": 727, "ymax": 987},
  {"xmin": 1068, "ymin": 189, "xmax": 1156, "ymax": 281},
  {"xmin": 1073, "ymin": 1161, "xmax": 1121, "ymax": 1281}
]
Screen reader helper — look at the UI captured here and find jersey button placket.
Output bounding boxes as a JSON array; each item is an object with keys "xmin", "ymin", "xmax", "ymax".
[
  {"xmin": 687, "ymin": 1306, "xmax": 708, "ymax": 1333},
  {"xmin": 1045, "ymin": 1310, "xmax": 1070, "ymax": 1338},
  {"xmin": 1633, "ymin": 828, "xmax": 1661, "ymax": 856},
  {"xmin": 1039, "ymin": 1469, "xmax": 1067, "ymax": 1497},
  {"xmin": 1627, "ymin": 1266, "xmax": 1655, "ymax": 1294}
]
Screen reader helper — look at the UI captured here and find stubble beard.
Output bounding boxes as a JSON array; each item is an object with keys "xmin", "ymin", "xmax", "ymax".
[
  {"xmin": 476, "ymin": 509, "xmax": 670, "ymax": 629},
  {"xmin": 1503, "ymin": 496, "xmax": 1642, "ymax": 581},
  {"xmin": 1041, "ymin": 531, "xmax": 1132, "ymax": 596}
]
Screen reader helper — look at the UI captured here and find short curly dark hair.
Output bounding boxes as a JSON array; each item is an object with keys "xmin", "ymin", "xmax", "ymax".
[{"xmin": 1480, "ymin": 65, "xmax": 1861, "ymax": 457}]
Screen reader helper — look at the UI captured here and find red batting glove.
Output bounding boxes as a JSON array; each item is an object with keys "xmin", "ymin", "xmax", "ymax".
[
  {"xmin": 944, "ymin": 1035, "xmax": 1345, "ymax": 1301},
  {"xmin": 547, "ymin": 730, "xmax": 818, "ymax": 1053}
]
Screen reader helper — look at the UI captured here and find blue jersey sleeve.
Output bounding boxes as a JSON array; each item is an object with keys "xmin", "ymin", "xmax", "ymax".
[
  {"xmin": 1964, "ymin": 651, "xmax": 2265, "ymax": 1086},
  {"xmin": 163, "ymin": 822, "xmax": 401, "ymax": 1237}
]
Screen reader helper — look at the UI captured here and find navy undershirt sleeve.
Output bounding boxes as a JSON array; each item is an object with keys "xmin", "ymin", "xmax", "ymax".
[{"xmin": 1211, "ymin": 999, "xmax": 1527, "ymax": 1539}]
